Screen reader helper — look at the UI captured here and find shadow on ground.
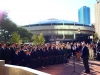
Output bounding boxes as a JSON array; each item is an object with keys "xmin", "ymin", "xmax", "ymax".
[{"xmin": 36, "ymin": 58, "xmax": 100, "ymax": 75}]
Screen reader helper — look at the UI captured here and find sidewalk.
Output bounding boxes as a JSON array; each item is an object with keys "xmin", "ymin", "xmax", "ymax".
[{"xmin": 36, "ymin": 58, "xmax": 100, "ymax": 75}]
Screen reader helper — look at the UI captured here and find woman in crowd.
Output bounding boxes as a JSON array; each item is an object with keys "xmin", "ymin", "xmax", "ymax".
[{"xmin": 88, "ymin": 44, "xmax": 94, "ymax": 60}]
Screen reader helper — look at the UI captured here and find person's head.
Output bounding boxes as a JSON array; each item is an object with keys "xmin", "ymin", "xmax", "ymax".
[
  {"xmin": 7, "ymin": 44, "xmax": 11, "ymax": 48},
  {"xmin": 21, "ymin": 45, "xmax": 24, "ymax": 50},
  {"xmin": 25, "ymin": 50, "xmax": 30, "ymax": 55},
  {"xmin": 82, "ymin": 42, "xmax": 86, "ymax": 47},
  {"xmin": 1, "ymin": 42, "xmax": 6, "ymax": 48},
  {"xmin": 15, "ymin": 48, "xmax": 20, "ymax": 53},
  {"xmin": 89, "ymin": 44, "xmax": 93, "ymax": 48}
]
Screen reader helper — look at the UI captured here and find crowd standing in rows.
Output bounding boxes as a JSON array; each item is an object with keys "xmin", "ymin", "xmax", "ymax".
[{"xmin": 0, "ymin": 41, "xmax": 100, "ymax": 69}]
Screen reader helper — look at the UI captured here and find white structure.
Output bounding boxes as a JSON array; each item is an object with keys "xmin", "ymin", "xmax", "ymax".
[
  {"xmin": 23, "ymin": 19, "xmax": 94, "ymax": 41},
  {"xmin": 95, "ymin": 0, "xmax": 100, "ymax": 38}
]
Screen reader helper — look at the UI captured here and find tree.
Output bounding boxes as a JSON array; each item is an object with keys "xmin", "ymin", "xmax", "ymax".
[
  {"xmin": 32, "ymin": 34, "xmax": 39, "ymax": 45},
  {"xmin": 93, "ymin": 33, "xmax": 99, "ymax": 43},
  {"xmin": 10, "ymin": 32, "xmax": 22, "ymax": 44},
  {"xmin": 0, "ymin": 11, "xmax": 17, "ymax": 42},
  {"xmin": 32, "ymin": 33, "xmax": 45, "ymax": 45},
  {"xmin": 22, "ymin": 37, "xmax": 30, "ymax": 43},
  {"xmin": 17, "ymin": 27, "xmax": 33, "ymax": 41},
  {"xmin": 38, "ymin": 33, "xmax": 45, "ymax": 45},
  {"xmin": 0, "ymin": 11, "xmax": 33, "ymax": 42}
]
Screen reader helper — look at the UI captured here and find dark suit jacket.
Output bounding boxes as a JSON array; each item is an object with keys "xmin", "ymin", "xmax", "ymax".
[
  {"xmin": 14, "ymin": 53, "xmax": 20, "ymax": 65},
  {"xmin": 31, "ymin": 51, "xmax": 38, "ymax": 59},
  {"xmin": 19, "ymin": 50, "xmax": 25, "ymax": 61},
  {"xmin": 81, "ymin": 46, "xmax": 89, "ymax": 59},
  {"xmin": 24, "ymin": 54, "xmax": 32, "ymax": 66},
  {"xmin": 5, "ymin": 48, "xmax": 12, "ymax": 64},
  {"xmin": 0, "ymin": 48, "xmax": 5, "ymax": 60},
  {"xmin": 11, "ymin": 47, "xmax": 15, "ymax": 64}
]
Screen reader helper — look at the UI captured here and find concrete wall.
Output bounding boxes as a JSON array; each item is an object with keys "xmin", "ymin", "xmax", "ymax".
[
  {"xmin": 0, "ymin": 60, "xmax": 5, "ymax": 75},
  {"xmin": 0, "ymin": 60, "xmax": 50, "ymax": 75}
]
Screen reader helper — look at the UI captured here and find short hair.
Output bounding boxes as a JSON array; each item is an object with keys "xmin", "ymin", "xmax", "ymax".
[
  {"xmin": 82, "ymin": 42, "xmax": 85, "ymax": 45},
  {"xmin": 1, "ymin": 42, "xmax": 5, "ymax": 46},
  {"xmin": 7, "ymin": 44, "xmax": 11, "ymax": 47},
  {"xmin": 21, "ymin": 45, "xmax": 24, "ymax": 49},
  {"xmin": 14, "ymin": 48, "xmax": 20, "ymax": 52}
]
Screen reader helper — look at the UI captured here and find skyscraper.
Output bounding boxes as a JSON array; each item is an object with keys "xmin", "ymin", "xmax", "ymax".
[
  {"xmin": 95, "ymin": 0, "xmax": 100, "ymax": 38},
  {"xmin": 78, "ymin": 6, "xmax": 90, "ymax": 25}
]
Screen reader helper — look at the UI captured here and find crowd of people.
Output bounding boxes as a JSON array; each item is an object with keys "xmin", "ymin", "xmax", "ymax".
[{"xmin": 0, "ymin": 41, "xmax": 100, "ymax": 70}]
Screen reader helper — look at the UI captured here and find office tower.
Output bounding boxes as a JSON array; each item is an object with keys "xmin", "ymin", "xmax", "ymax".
[
  {"xmin": 95, "ymin": 0, "xmax": 100, "ymax": 38},
  {"xmin": 78, "ymin": 6, "xmax": 90, "ymax": 25}
]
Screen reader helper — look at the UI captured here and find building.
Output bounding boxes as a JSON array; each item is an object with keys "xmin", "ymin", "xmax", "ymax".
[
  {"xmin": 23, "ymin": 19, "xmax": 94, "ymax": 42},
  {"xmin": 78, "ymin": 6, "xmax": 90, "ymax": 25},
  {"xmin": 95, "ymin": 0, "xmax": 100, "ymax": 38}
]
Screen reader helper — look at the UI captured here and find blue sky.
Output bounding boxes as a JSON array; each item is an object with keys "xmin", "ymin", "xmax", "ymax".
[{"xmin": 0, "ymin": 0, "xmax": 96, "ymax": 25}]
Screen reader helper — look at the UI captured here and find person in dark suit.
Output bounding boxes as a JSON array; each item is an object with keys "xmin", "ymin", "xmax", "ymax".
[
  {"xmin": 0, "ymin": 42, "xmax": 6, "ymax": 60},
  {"xmin": 37, "ymin": 47, "xmax": 42, "ymax": 67},
  {"xmin": 13, "ymin": 48, "xmax": 20, "ymax": 66},
  {"xmin": 60, "ymin": 46, "xmax": 64, "ymax": 63},
  {"xmin": 10, "ymin": 43, "xmax": 16, "ymax": 65},
  {"xmin": 24, "ymin": 50, "xmax": 33, "ymax": 68},
  {"xmin": 45, "ymin": 47, "xmax": 50, "ymax": 66},
  {"xmin": 81, "ymin": 42, "xmax": 90, "ymax": 74},
  {"xmin": 41, "ymin": 47, "xmax": 46, "ymax": 68},
  {"xmin": 19, "ymin": 46, "xmax": 26, "ymax": 66},
  {"xmin": 31, "ymin": 47, "xmax": 38, "ymax": 68},
  {"xmin": 5, "ymin": 44, "xmax": 12, "ymax": 64},
  {"xmin": 55, "ymin": 46, "xmax": 59, "ymax": 64}
]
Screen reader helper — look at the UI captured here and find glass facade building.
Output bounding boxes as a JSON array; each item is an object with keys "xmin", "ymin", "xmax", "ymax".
[{"xmin": 78, "ymin": 6, "xmax": 90, "ymax": 25}]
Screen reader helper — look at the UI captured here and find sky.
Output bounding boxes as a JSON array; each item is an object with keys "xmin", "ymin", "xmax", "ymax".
[{"xmin": 0, "ymin": 0, "xmax": 96, "ymax": 26}]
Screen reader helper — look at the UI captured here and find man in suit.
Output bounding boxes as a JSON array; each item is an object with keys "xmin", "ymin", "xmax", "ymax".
[
  {"xmin": 81, "ymin": 42, "xmax": 90, "ymax": 74},
  {"xmin": 24, "ymin": 50, "xmax": 33, "ymax": 68},
  {"xmin": 5, "ymin": 44, "xmax": 12, "ymax": 64},
  {"xmin": 13, "ymin": 48, "xmax": 20, "ymax": 66},
  {"xmin": 0, "ymin": 42, "xmax": 6, "ymax": 60},
  {"xmin": 10, "ymin": 43, "xmax": 16, "ymax": 65},
  {"xmin": 31, "ymin": 47, "xmax": 38, "ymax": 69},
  {"xmin": 19, "ymin": 45, "xmax": 26, "ymax": 66}
]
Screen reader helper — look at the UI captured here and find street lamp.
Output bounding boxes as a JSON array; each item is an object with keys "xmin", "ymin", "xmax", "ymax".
[{"xmin": 78, "ymin": 28, "xmax": 81, "ymax": 42}]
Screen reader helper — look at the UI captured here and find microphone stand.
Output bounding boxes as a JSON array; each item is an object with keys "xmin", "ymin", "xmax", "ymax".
[{"xmin": 70, "ymin": 56, "xmax": 80, "ymax": 75}]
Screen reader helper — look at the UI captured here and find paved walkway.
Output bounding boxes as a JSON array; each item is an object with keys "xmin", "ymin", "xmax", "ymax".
[{"xmin": 36, "ymin": 58, "xmax": 100, "ymax": 75}]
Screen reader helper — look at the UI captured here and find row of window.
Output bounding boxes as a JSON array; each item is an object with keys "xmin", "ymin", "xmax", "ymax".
[{"xmin": 24, "ymin": 23, "xmax": 91, "ymax": 27}]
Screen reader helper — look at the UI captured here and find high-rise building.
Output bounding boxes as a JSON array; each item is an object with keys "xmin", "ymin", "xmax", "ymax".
[
  {"xmin": 78, "ymin": 6, "xmax": 90, "ymax": 25},
  {"xmin": 95, "ymin": 0, "xmax": 100, "ymax": 38}
]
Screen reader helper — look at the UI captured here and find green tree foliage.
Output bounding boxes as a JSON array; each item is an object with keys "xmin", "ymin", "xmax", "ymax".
[
  {"xmin": 93, "ymin": 33, "xmax": 99, "ymax": 43},
  {"xmin": 10, "ymin": 32, "xmax": 22, "ymax": 44},
  {"xmin": 32, "ymin": 34, "xmax": 39, "ymax": 45},
  {"xmin": 38, "ymin": 33, "xmax": 45, "ymax": 45},
  {"xmin": 32, "ymin": 33, "xmax": 45, "ymax": 45},
  {"xmin": 0, "ymin": 11, "xmax": 32, "ymax": 42},
  {"xmin": 17, "ymin": 27, "xmax": 33, "ymax": 41},
  {"xmin": 22, "ymin": 37, "xmax": 30, "ymax": 42}
]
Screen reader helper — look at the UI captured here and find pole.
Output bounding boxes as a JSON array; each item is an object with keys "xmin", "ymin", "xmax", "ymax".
[
  {"xmin": 74, "ymin": 19, "xmax": 75, "ymax": 26},
  {"xmin": 70, "ymin": 56, "xmax": 80, "ymax": 75},
  {"xmin": 29, "ymin": 20, "xmax": 31, "ymax": 31},
  {"xmin": 78, "ymin": 28, "xmax": 81, "ymax": 42},
  {"xmin": 63, "ymin": 19, "xmax": 64, "ymax": 40}
]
